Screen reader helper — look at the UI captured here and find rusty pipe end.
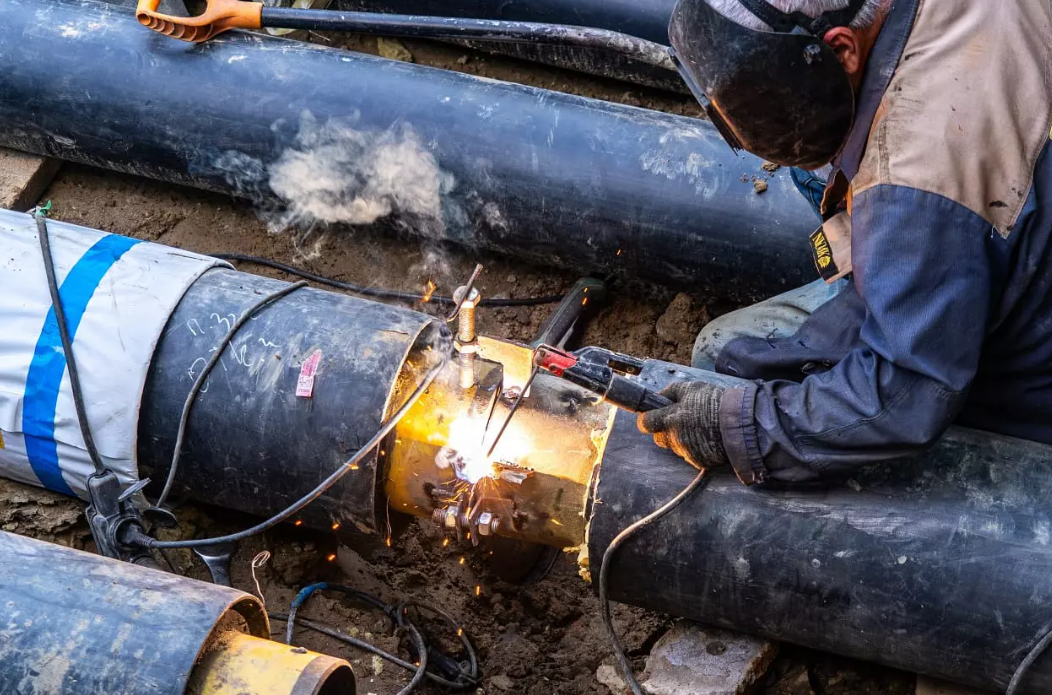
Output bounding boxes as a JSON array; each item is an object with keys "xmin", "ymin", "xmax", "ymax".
[{"xmin": 187, "ymin": 631, "xmax": 354, "ymax": 695}]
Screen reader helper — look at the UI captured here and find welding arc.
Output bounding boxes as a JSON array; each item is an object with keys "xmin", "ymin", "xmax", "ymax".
[
  {"xmin": 154, "ymin": 280, "xmax": 309, "ymax": 511},
  {"xmin": 34, "ymin": 211, "xmax": 107, "ymax": 478},
  {"xmin": 600, "ymin": 470, "xmax": 710, "ymax": 695},
  {"xmin": 134, "ymin": 360, "xmax": 444, "ymax": 550},
  {"xmin": 213, "ymin": 254, "xmax": 565, "ymax": 307},
  {"xmin": 485, "ymin": 365, "xmax": 540, "ymax": 459}
]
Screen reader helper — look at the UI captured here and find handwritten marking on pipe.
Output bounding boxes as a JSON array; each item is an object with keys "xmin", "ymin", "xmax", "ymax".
[{"xmin": 296, "ymin": 349, "xmax": 322, "ymax": 398}]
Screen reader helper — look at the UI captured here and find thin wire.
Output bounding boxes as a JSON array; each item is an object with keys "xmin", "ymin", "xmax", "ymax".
[
  {"xmin": 34, "ymin": 212, "xmax": 107, "ymax": 476},
  {"xmin": 213, "ymin": 254, "xmax": 564, "ymax": 307},
  {"xmin": 250, "ymin": 550, "xmax": 271, "ymax": 607},
  {"xmin": 154, "ymin": 281, "xmax": 308, "ymax": 510},
  {"xmin": 599, "ymin": 470, "xmax": 710, "ymax": 695},
  {"xmin": 1006, "ymin": 626, "xmax": 1052, "ymax": 695},
  {"xmin": 274, "ymin": 583, "xmax": 478, "ymax": 692},
  {"xmin": 138, "ymin": 360, "xmax": 443, "ymax": 549},
  {"xmin": 485, "ymin": 365, "xmax": 539, "ymax": 459}
]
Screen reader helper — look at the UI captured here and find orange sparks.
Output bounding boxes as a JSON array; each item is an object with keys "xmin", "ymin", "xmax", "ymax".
[
  {"xmin": 457, "ymin": 628, "xmax": 464, "ymax": 637},
  {"xmin": 616, "ymin": 248, "xmax": 622, "ymax": 256},
  {"xmin": 475, "ymin": 585, "xmax": 481, "ymax": 596},
  {"xmin": 327, "ymin": 553, "xmax": 336, "ymax": 562},
  {"xmin": 348, "ymin": 463, "xmax": 360, "ymax": 471},
  {"xmin": 582, "ymin": 297, "xmax": 589, "ymax": 306},
  {"xmin": 550, "ymin": 519, "xmax": 563, "ymax": 527},
  {"xmin": 442, "ymin": 538, "xmax": 450, "ymax": 547},
  {"xmin": 466, "ymin": 532, "xmax": 471, "ymax": 540},
  {"xmin": 332, "ymin": 522, "xmax": 341, "ymax": 530},
  {"xmin": 459, "ymin": 557, "xmax": 466, "ymax": 565},
  {"xmin": 386, "ymin": 537, "xmax": 392, "ymax": 548},
  {"xmin": 422, "ymin": 279, "xmax": 438, "ymax": 303},
  {"xmin": 294, "ymin": 520, "xmax": 303, "ymax": 527}
]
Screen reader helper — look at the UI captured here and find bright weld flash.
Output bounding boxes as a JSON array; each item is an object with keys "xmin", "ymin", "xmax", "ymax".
[{"xmin": 422, "ymin": 279, "xmax": 438, "ymax": 303}]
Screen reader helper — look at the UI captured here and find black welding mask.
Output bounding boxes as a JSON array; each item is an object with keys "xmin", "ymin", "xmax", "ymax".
[{"xmin": 669, "ymin": 0, "xmax": 865, "ymax": 169}]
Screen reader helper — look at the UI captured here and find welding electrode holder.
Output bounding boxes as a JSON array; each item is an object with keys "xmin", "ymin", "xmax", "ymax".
[{"xmin": 534, "ymin": 345, "xmax": 672, "ymax": 413}]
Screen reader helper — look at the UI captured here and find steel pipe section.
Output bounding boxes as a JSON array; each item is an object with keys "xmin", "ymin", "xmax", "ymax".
[
  {"xmin": 588, "ymin": 360, "xmax": 1052, "ymax": 695},
  {"xmin": 0, "ymin": 531, "xmax": 353, "ymax": 695},
  {"xmin": 0, "ymin": 0, "xmax": 817, "ymax": 303}
]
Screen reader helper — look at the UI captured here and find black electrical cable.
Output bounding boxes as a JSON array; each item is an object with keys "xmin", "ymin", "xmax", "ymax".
[
  {"xmin": 133, "ymin": 360, "xmax": 443, "ymax": 550},
  {"xmin": 213, "ymin": 254, "xmax": 565, "ymax": 308},
  {"xmin": 272, "ymin": 583, "xmax": 478, "ymax": 692},
  {"xmin": 599, "ymin": 470, "xmax": 710, "ymax": 695},
  {"xmin": 34, "ymin": 211, "xmax": 107, "ymax": 477},
  {"xmin": 154, "ymin": 280, "xmax": 309, "ymax": 510},
  {"xmin": 1006, "ymin": 626, "xmax": 1052, "ymax": 695}
]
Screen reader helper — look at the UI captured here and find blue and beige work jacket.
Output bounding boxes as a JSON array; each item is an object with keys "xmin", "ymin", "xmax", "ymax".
[{"xmin": 715, "ymin": 0, "xmax": 1052, "ymax": 484}]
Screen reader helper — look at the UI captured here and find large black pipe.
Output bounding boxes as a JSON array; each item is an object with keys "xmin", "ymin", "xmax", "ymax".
[
  {"xmin": 589, "ymin": 361, "xmax": 1052, "ymax": 694},
  {"xmin": 332, "ymin": 0, "xmax": 685, "ymax": 89},
  {"xmin": 0, "ymin": 530, "xmax": 251, "ymax": 693},
  {"xmin": 0, "ymin": 0, "xmax": 817, "ymax": 303},
  {"xmin": 335, "ymin": 0, "xmax": 676, "ymax": 44},
  {"xmin": 139, "ymin": 268, "xmax": 439, "ymax": 536}
]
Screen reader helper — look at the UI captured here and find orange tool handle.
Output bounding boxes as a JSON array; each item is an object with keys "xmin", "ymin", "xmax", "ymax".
[{"xmin": 136, "ymin": 0, "xmax": 263, "ymax": 42}]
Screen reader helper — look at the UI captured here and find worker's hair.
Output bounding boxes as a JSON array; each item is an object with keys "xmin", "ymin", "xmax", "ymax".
[{"xmin": 705, "ymin": 0, "xmax": 891, "ymax": 31}]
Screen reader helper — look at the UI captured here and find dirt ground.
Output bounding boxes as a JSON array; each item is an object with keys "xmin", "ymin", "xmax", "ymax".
[{"xmin": 3, "ymin": 26, "xmax": 917, "ymax": 695}]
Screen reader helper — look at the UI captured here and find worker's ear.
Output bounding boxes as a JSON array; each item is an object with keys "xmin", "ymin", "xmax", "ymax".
[{"xmin": 823, "ymin": 26, "xmax": 864, "ymax": 79}]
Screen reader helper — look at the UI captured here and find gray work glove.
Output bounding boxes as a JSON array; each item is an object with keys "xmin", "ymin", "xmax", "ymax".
[{"xmin": 637, "ymin": 381, "xmax": 728, "ymax": 470}]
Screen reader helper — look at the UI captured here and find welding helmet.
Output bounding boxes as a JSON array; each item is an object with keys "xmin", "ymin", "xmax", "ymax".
[{"xmin": 669, "ymin": 0, "xmax": 865, "ymax": 169}]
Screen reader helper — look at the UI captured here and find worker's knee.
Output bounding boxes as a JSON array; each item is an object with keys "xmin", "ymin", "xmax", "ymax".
[{"xmin": 692, "ymin": 313, "xmax": 738, "ymax": 370}]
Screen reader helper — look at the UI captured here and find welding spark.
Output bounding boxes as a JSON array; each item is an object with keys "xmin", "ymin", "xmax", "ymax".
[
  {"xmin": 332, "ymin": 522, "xmax": 341, "ymax": 530},
  {"xmin": 294, "ymin": 520, "xmax": 303, "ymax": 527},
  {"xmin": 443, "ymin": 538, "xmax": 450, "ymax": 547},
  {"xmin": 459, "ymin": 557, "xmax": 466, "ymax": 565},
  {"xmin": 475, "ymin": 585, "xmax": 481, "ymax": 597},
  {"xmin": 327, "ymin": 553, "xmax": 336, "ymax": 562},
  {"xmin": 422, "ymin": 279, "xmax": 438, "ymax": 304}
]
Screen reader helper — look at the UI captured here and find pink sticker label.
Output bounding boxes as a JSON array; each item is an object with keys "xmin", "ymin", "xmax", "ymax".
[{"xmin": 296, "ymin": 349, "xmax": 322, "ymax": 398}]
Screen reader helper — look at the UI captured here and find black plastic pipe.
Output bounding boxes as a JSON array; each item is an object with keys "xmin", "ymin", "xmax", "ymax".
[
  {"xmin": 0, "ymin": 0, "xmax": 817, "ymax": 304},
  {"xmin": 262, "ymin": 8, "xmax": 675, "ymax": 70},
  {"xmin": 334, "ymin": 0, "xmax": 676, "ymax": 44},
  {"xmin": 0, "ymin": 530, "xmax": 268, "ymax": 694},
  {"xmin": 138, "ymin": 268, "xmax": 439, "ymax": 536},
  {"xmin": 589, "ymin": 360, "xmax": 1052, "ymax": 695},
  {"xmin": 331, "ymin": 0, "xmax": 685, "ymax": 89}
]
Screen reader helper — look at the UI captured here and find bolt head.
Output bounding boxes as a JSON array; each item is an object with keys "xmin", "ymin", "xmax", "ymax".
[
  {"xmin": 443, "ymin": 507, "xmax": 459, "ymax": 529},
  {"xmin": 453, "ymin": 286, "xmax": 481, "ymax": 307},
  {"xmin": 477, "ymin": 512, "xmax": 494, "ymax": 535}
]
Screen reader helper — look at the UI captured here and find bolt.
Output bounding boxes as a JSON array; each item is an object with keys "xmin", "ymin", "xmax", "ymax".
[
  {"xmin": 458, "ymin": 350, "xmax": 476, "ymax": 390},
  {"xmin": 475, "ymin": 512, "xmax": 500, "ymax": 536},
  {"xmin": 453, "ymin": 286, "xmax": 481, "ymax": 344}
]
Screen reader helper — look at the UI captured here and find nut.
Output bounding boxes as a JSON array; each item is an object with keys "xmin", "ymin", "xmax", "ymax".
[{"xmin": 477, "ymin": 512, "xmax": 494, "ymax": 536}]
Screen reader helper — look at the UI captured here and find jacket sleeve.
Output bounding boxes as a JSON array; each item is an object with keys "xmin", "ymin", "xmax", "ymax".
[{"xmin": 718, "ymin": 184, "xmax": 1007, "ymax": 484}]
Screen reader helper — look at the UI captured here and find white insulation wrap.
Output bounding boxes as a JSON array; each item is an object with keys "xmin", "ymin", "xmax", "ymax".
[{"xmin": 0, "ymin": 210, "xmax": 225, "ymax": 498}]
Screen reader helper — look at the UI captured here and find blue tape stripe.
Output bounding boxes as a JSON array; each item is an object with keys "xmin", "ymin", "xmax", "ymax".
[{"xmin": 22, "ymin": 234, "xmax": 142, "ymax": 496}]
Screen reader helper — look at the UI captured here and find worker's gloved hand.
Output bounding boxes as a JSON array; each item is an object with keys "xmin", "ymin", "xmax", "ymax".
[{"xmin": 637, "ymin": 381, "xmax": 728, "ymax": 470}]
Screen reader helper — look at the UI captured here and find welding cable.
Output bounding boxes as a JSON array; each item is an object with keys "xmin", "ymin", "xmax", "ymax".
[
  {"xmin": 1006, "ymin": 625, "xmax": 1052, "ymax": 695},
  {"xmin": 154, "ymin": 280, "xmax": 308, "ymax": 511},
  {"xmin": 274, "ymin": 584, "xmax": 478, "ymax": 691},
  {"xmin": 34, "ymin": 211, "xmax": 107, "ymax": 477},
  {"xmin": 213, "ymin": 253, "xmax": 565, "ymax": 307},
  {"xmin": 599, "ymin": 470, "xmax": 711, "ymax": 695},
  {"xmin": 130, "ymin": 360, "xmax": 444, "ymax": 550},
  {"xmin": 285, "ymin": 583, "xmax": 428, "ymax": 695}
]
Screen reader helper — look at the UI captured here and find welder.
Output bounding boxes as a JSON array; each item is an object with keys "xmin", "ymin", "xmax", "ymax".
[{"xmin": 640, "ymin": 0, "xmax": 1052, "ymax": 484}]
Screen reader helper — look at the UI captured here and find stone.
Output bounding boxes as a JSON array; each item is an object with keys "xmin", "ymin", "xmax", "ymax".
[
  {"xmin": 377, "ymin": 37, "xmax": 414, "ymax": 63},
  {"xmin": 655, "ymin": 293, "xmax": 702, "ymax": 346},
  {"xmin": 767, "ymin": 665, "xmax": 813, "ymax": 695},
  {"xmin": 0, "ymin": 148, "xmax": 60, "ymax": 211},
  {"xmin": 640, "ymin": 621, "xmax": 778, "ymax": 695},
  {"xmin": 489, "ymin": 674, "xmax": 515, "ymax": 691},
  {"xmin": 753, "ymin": 179, "xmax": 769, "ymax": 194},
  {"xmin": 596, "ymin": 658, "xmax": 627, "ymax": 694},
  {"xmin": 914, "ymin": 676, "xmax": 991, "ymax": 695}
]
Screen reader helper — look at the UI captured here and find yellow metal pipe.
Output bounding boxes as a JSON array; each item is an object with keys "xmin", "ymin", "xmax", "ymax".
[{"xmin": 187, "ymin": 631, "xmax": 354, "ymax": 695}]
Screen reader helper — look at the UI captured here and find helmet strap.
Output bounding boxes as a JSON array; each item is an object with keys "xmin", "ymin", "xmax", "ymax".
[{"xmin": 736, "ymin": 0, "xmax": 868, "ymax": 36}]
